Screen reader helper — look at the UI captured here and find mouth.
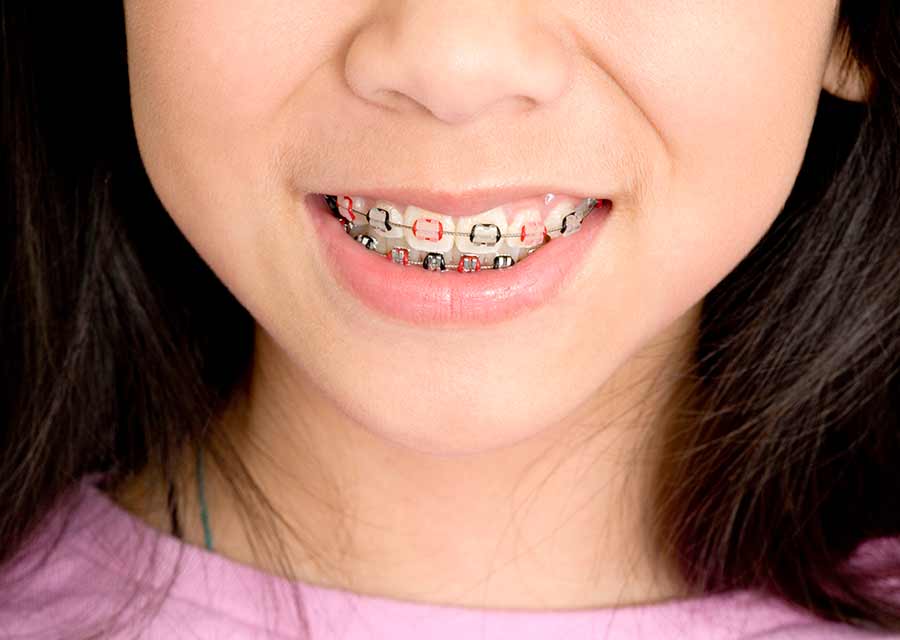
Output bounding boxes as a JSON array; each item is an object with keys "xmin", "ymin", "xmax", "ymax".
[{"xmin": 305, "ymin": 191, "xmax": 614, "ymax": 326}]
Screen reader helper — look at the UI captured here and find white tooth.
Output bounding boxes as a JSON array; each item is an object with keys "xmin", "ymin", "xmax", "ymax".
[
  {"xmin": 336, "ymin": 196, "xmax": 370, "ymax": 231},
  {"xmin": 504, "ymin": 208, "xmax": 546, "ymax": 260},
  {"xmin": 445, "ymin": 243, "xmax": 461, "ymax": 268},
  {"xmin": 404, "ymin": 206, "xmax": 455, "ymax": 253},
  {"xmin": 379, "ymin": 235, "xmax": 405, "ymax": 256},
  {"xmin": 406, "ymin": 247, "xmax": 428, "ymax": 265},
  {"xmin": 544, "ymin": 200, "xmax": 578, "ymax": 239},
  {"xmin": 366, "ymin": 200, "xmax": 405, "ymax": 238},
  {"xmin": 454, "ymin": 207, "xmax": 507, "ymax": 265}
]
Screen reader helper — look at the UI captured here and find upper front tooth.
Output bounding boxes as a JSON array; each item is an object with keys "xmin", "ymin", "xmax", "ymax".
[
  {"xmin": 404, "ymin": 206, "xmax": 455, "ymax": 253},
  {"xmin": 454, "ymin": 207, "xmax": 507, "ymax": 255},
  {"xmin": 366, "ymin": 200, "xmax": 404, "ymax": 238}
]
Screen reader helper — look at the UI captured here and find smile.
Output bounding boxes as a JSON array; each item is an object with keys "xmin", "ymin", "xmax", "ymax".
[{"xmin": 322, "ymin": 194, "xmax": 612, "ymax": 272}]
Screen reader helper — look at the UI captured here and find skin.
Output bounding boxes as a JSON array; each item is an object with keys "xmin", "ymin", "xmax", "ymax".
[{"xmin": 119, "ymin": 1, "xmax": 868, "ymax": 609}]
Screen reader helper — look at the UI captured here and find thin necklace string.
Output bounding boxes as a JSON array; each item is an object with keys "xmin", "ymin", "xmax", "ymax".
[{"xmin": 196, "ymin": 443, "xmax": 214, "ymax": 552}]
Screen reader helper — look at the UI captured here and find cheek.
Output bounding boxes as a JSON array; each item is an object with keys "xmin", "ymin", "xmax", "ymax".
[
  {"xmin": 603, "ymin": 2, "xmax": 836, "ymax": 313},
  {"xmin": 123, "ymin": 2, "xmax": 335, "ymax": 309}
]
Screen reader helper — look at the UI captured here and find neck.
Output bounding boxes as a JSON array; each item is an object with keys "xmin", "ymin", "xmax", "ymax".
[{"xmin": 190, "ymin": 309, "xmax": 698, "ymax": 610}]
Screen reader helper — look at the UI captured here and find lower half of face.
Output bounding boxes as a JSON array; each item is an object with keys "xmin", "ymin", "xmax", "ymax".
[{"xmin": 123, "ymin": 0, "xmax": 840, "ymax": 453}]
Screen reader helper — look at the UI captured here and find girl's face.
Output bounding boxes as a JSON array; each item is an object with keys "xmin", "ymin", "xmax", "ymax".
[{"xmin": 123, "ymin": 2, "xmax": 859, "ymax": 454}]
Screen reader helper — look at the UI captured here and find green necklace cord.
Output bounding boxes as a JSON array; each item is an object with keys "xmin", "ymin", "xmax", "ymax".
[{"xmin": 196, "ymin": 444, "xmax": 214, "ymax": 552}]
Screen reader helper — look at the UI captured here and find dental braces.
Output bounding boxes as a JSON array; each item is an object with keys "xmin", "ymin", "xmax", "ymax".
[
  {"xmin": 324, "ymin": 195, "xmax": 603, "ymax": 241},
  {"xmin": 364, "ymin": 238, "xmax": 521, "ymax": 271},
  {"xmin": 323, "ymin": 194, "xmax": 609, "ymax": 272}
]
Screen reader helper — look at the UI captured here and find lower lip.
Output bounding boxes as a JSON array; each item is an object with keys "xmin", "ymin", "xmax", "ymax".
[{"xmin": 305, "ymin": 194, "xmax": 611, "ymax": 327}]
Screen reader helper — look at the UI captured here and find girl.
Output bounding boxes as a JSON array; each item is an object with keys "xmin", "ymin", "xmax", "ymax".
[{"xmin": 1, "ymin": 2, "xmax": 898, "ymax": 638}]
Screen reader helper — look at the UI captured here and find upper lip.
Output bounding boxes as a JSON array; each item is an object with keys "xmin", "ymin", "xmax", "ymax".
[{"xmin": 318, "ymin": 186, "xmax": 605, "ymax": 218}]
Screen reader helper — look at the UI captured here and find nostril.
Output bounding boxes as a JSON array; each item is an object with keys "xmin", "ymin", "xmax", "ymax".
[{"xmin": 372, "ymin": 89, "xmax": 434, "ymax": 116}]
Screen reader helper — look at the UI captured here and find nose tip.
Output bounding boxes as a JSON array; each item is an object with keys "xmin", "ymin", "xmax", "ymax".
[{"xmin": 344, "ymin": 5, "xmax": 572, "ymax": 125}]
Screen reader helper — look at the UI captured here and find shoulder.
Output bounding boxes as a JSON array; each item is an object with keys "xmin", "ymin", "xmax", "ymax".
[
  {"xmin": 0, "ymin": 475, "xmax": 149, "ymax": 638},
  {"xmin": 0, "ymin": 475, "xmax": 205, "ymax": 639},
  {"xmin": 0, "ymin": 474, "xmax": 297, "ymax": 639}
]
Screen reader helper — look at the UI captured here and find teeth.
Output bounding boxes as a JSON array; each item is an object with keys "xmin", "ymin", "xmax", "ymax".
[
  {"xmin": 454, "ymin": 207, "xmax": 507, "ymax": 264},
  {"xmin": 558, "ymin": 198, "xmax": 598, "ymax": 237},
  {"xmin": 559, "ymin": 211, "xmax": 582, "ymax": 236},
  {"xmin": 575, "ymin": 198, "xmax": 598, "ymax": 219},
  {"xmin": 366, "ymin": 200, "xmax": 404, "ymax": 239},
  {"xmin": 544, "ymin": 201, "xmax": 575, "ymax": 239},
  {"xmin": 361, "ymin": 199, "xmax": 405, "ymax": 255},
  {"xmin": 404, "ymin": 206, "xmax": 456, "ymax": 254},
  {"xmin": 336, "ymin": 195, "xmax": 370, "ymax": 232},
  {"xmin": 323, "ymin": 194, "xmax": 606, "ymax": 272},
  {"xmin": 504, "ymin": 208, "xmax": 546, "ymax": 260}
]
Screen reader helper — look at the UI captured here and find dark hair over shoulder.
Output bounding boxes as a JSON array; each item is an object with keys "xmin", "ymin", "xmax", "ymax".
[
  {"xmin": 1, "ymin": 0, "xmax": 899, "ymax": 635},
  {"xmin": 651, "ymin": 2, "xmax": 900, "ymax": 630}
]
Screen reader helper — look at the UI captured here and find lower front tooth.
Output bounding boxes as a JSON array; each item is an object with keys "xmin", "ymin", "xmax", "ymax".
[
  {"xmin": 407, "ymin": 247, "xmax": 428, "ymax": 265},
  {"xmin": 377, "ymin": 235, "xmax": 405, "ymax": 256},
  {"xmin": 445, "ymin": 244, "xmax": 461, "ymax": 266}
]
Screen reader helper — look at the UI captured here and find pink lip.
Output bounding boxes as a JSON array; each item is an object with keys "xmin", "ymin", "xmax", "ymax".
[
  {"xmin": 320, "ymin": 186, "xmax": 603, "ymax": 218},
  {"xmin": 305, "ymin": 193, "xmax": 612, "ymax": 327}
]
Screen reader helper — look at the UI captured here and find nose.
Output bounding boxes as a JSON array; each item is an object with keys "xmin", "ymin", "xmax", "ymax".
[{"xmin": 344, "ymin": 1, "xmax": 572, "ymax": 125}]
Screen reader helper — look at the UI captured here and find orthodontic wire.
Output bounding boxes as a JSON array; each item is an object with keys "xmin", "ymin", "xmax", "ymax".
[
  {"xmin": 326, "ymin": 195, "xmax": 603, "ymax": 238},
  {"xmin": 324, "ymin": 195, "xmax": 609, "ymax": 271}
]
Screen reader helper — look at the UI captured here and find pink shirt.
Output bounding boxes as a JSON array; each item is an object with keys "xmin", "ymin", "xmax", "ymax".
[{"xmin": 1, "ymin": 473, "xmax": 897, "ymax": 639}]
